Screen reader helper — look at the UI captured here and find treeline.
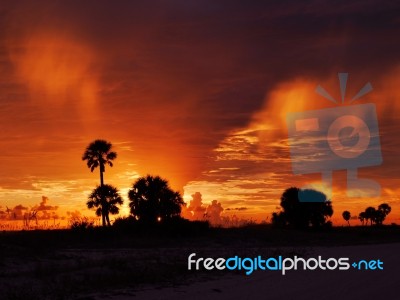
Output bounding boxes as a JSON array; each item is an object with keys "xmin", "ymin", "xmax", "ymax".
[
  {"xmin": 271, "ymin": 187, "xmax": 393, "ymax": 229},
  {"xmin": 81, "ymin": 140, "xmax": 394, "ymax": 230},
  {"xmin": 343, "ymin": 204, "xmax": 392, "ymax": 226},
  {"xmin": 82, "ymin": 140, "xmax": 184, "ymax": 227}
]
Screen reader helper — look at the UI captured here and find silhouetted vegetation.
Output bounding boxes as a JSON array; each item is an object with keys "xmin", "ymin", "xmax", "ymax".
[
  {"xmin": 365, "ymin": 206, "xmax": 376, "ymax": 225},
  {"xmin": 271, "ymin": 187, "xmax": 333, "ymax": 229},
  {"xmin": 87, "ymin": 184, "xmax": 124, "ymax": 226},
  {"xmin": 342, "ymin": 210, "xmax": 351, "ymax": 226},
  {"xmin": 70, "ymin": 216, "xmax": 95, "ymax": 232},
  {"xmin": 358, "ymin": 211, "xmax": 366, "ymax": 225},
  {"xmin": 82, "ymin": 139, "xmax": 117, "ymax": 226},
  {"xmin": 377, "ymin": 203, "xmax": 392, "ymax": 224},
  {"xmin": 359, "ymin": 203, "xmax": 392, "ymax": 226},
  {"xmin": 128, "ymin": 175, "xmax": 184, "ymax": 223}
]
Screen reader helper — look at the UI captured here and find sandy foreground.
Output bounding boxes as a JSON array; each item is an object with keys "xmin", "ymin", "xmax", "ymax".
[{"xmin": 104, "ymin": 243, "xmax": 399, "ymax": 300}]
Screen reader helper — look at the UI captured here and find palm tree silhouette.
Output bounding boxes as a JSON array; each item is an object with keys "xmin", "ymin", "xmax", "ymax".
[
  {"xmin": 365, "ymin": 206, "xmax": 376, "ymax": 225},
  {"xmin": 342, "ymin": 211, "xmax": 351, "ymax": 226},
  {"xmin": 376, "ymin": 203, "xmax": 392, "ymax": 225},
  {"xmin": 358, "ymin": 211, "xmax": 366, "ymax": 225},
  {"xmin": 87, "ymin": 184, "xmax": 123, "ymax": 226},
  {"xmin": 128, "ymin": 175, "xmax": 184, "ymax": 223},
  {"xmin": 82, "ymin": 139, "xmax": 117, "ymax": 226},
  {"xmin": 378, "ymin": 203, "xmax": 391, "ymax": 217}
]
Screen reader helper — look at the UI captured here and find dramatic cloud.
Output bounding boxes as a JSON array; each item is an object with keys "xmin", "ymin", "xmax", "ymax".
[
  {"xmin": 183, "ymin": 192, "xmax": 207, "ymax": 220},
  {"xmin": 33, "ymin": 196, "xmax": 58, "ymax": 212},
  {"xmin": 205, "ymin": 200, "xmax": 224, "ymax": 226},
  {"xmin": 10, "ymin": 204, "xmax": 28, "ymax": 220},
  {"xmin": 226, "ymin": 207, "xmax": 248, "ymax": 211},
  {"xmin": 66, "ymin": 210, "xmax": 82, "ymax": 220},
  {"xmin": 184, "ymin": 73, "xmax": 400, "ymax": 223},
  {"xmin": 0, "ymin": 1, "xmax": 399, "ymax": 225}
]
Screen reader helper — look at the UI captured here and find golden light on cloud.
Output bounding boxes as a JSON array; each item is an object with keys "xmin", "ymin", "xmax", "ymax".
[
  {"xmin": 184, "ymin": 73, "xmax": 400, "ymax": 224},
  {"xmin": 1, "ymin": 1, "xmax": 399, "ymax": 228},
  {"xmin": 183, "ymin": 80, "xmax": 320, "ymax": 220},
  {"xmin": 264, "ymin": 80, "xmax": 318, "ymax": 126},
  {"xmin": 9, "ymin": 31, "xmax": 98, "ymax": 110}
]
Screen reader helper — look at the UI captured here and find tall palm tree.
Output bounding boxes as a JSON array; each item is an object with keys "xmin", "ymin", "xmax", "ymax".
[
  {"xmin": 87, "ymin": 184, "xmax": 123, "ymax": 226},
  {"xmin": 342, "ymin": 211, "xmax": 351, "ymax": 226},
  {"xmin": 82, "ymin": 139, "xmax": 117, "ymax": 226}
]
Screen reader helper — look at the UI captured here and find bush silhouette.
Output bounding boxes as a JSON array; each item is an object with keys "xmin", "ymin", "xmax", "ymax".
[
  {"xmin": 70, "ymin": 217, "xmax": 94, "ymax": 232},
  {"xmin": 128, "ymin": 175, "xmax": 184, "ymax": 223},
  {"xmin": 272, "ymin": 187, "xmax": 333, "ymax": 228}
]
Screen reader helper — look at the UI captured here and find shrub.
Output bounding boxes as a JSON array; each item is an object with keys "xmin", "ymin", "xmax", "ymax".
[{"xmin": 70, "ymin": 217, "xmax": 95, "ymax": 231}]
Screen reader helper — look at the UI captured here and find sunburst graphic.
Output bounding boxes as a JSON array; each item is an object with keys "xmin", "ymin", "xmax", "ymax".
[
  {"xmin": 286, "ymin": 71, "xmax": 382, "ymax": 201},
  {"xmin": 315, "ymin": 73, "xmax": 373, "ymax": 104}
]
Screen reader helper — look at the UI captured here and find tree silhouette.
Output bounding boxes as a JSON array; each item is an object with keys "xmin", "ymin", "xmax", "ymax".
[
  {"xmin": 82, "ymin": 139, "xmax": 117, "ymax": 226},
  {"xmin": 342, "ymin": 211, "xmax": 351, "ymax": 226},
  {"xmin": 360, "ymin": 204, "xmax": 391, "ymax": 226},
  {"xmin": 378, "ymin": 203, "xmax": 391, "ymax": 219},
  {"xmin": 375, "ymin": 203, "xmax": 391, "ymax": 225},
  {"xmin": 87, "ymin": 184, "xmax": 123, "ymax": 226},
  {"xmin": 365, "ymin": 207, "xmax": 376, "ymax": 225},
  {"xmin": 271, "ymin": 211, "xmax": 286, "ymax": 227},
  {"xmin": 374, "ymin": 209, "xmax": 385, "ymax": 225},
  {"xmin": 128, "ymin": 175, "xmax": 184, "ymax": 223},
  {"xmin": 378, "ymin": 203, "xmax": 391, "ymax": 215},
  {"xmin": 358, "ymin": 211, "xmax": 366, "ymax": 225},
  {"xmin": 271, "ymin": 187, "xmax": 333, "ymax": 228}
]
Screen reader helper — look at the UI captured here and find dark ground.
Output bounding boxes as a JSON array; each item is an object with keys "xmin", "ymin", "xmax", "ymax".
[{"xmin": 0, "ymin": 224, "xmax": 399, "ymax": 300}]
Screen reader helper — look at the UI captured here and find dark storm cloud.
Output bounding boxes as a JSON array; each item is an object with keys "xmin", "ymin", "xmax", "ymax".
[
  {"xmin": 1, "ymin": 1, "xmax": 398, "ymax": 134},
  {"xmin": 5, "ymin": 0, "xmax": 400, "ymax": 136},
  {"xmin": 0, "ymin": 0, "xmax": 399, "ymax": 221}
]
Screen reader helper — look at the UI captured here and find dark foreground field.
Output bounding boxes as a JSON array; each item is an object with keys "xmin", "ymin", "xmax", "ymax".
[{"xmin": 0, "ymin": 224, "xmax": 399, "ymax": 300}]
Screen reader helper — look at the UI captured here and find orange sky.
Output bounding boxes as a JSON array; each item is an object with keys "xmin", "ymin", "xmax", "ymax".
[{"xmin": 0, "ymin": 1, "xmax": 399, "ymax": 227}]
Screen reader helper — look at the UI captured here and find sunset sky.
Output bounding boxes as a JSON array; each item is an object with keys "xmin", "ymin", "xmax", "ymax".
[{"xmin": 0, "ymin": 0, "xmax": 399, "ymax": 226}]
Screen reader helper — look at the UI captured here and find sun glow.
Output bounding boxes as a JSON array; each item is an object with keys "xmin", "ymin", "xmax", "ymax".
[{"xmin": 12, "ymin": 33, "xmax": 93, "ymax": 92}]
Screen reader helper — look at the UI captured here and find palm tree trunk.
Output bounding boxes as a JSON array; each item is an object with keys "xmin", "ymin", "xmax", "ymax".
[
  {"xmin": 102, "ymin": 212, "xmax": 106, "ymax": 226},
  {"xmin": 100, "ymin": 164, "xmax": 106, "ymax": 226},
  {"xmin": 100, "ymin": 168, "xmax": 104, "ymax": 187}
]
